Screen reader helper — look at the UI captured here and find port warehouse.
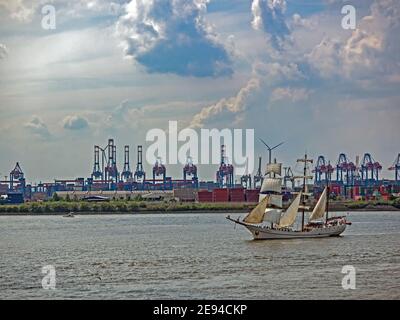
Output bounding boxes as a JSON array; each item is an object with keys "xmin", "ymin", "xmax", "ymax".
[
  {"xmin": 37, "ymin": 189, "xmax": 260, "ymax": 203},
  {"xmin": 0, "ymin": 139, "xmax": 399, "ymax": 204}
]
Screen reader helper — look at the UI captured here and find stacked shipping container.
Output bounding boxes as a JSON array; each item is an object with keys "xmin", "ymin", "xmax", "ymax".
[
  {"xmin": 212, "ymin": 188, "xmax": 229, "ymax": 202},
  {"xmin": 91, "ymin": 183, "xmax": 109, "ymax": 191},
  {"xmin": 245, "ymin": 189, "xmax": 259, "ymax": 202},
  {"xmin": 229, "ymin": 188, "xmax": 245, "ymax": 202},
  {"xmin": 174, "ymin": 188, "xmax": 196, "ymax": 202},
  {"xmin": 197, "ymin": 189, "xmax": 260, "ymax": 203},
  {"xmin": 197, "ymin": 190, "xmax": 213, "ymax": 202}
]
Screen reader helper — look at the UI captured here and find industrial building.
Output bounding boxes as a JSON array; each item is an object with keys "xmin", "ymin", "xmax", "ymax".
[{"xmin": 0, "ymin": 138, "xmax": 399, "ymax": 203}]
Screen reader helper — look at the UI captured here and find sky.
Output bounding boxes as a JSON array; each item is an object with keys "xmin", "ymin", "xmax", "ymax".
[{"xmin": 0, "ymin": 0, "xmax": 399, "ymax": 183}]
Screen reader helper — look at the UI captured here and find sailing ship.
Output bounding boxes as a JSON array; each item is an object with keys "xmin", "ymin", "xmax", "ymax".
[{"xmin": 226, "ymin": 154, "xmax": 351, "ymax": 240}]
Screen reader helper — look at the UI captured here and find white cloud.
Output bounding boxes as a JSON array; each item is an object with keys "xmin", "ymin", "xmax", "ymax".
[
  {"xmin": 307, "ymin": 37, "xmax": 343, "ymax": 78},
  {"xmin": 0, "ymin": 0, "xmax": 40, "ymax": 22},
  {"xmin": 190, "ymin": 77, "xmax": 260, "ymax": 128},
  {"xmin": 251, "ymin": 0, "xmax": 290, "ymax": 50},
  {"xmin": 307, "ymin": 0, "xmax": 400, "ymax": 83},
  {"xmin": 291, "ymin": 13, "xmax": 314, "ymax": 29},
  {"xmin": 253, "ymin": 61, "xmax": 304, "ymax": 84},
  {"xmin": 63, "ymin": 115, "xmax": 89, "ymax": 130},
  {"xmin": 270, "ymin": 87, "xmax": 310, "ymax": 102},
  {"xmin": 0, "ymin": 43, "xmax": 8, "ymax": 59},
  {"xmin": 71, "ymin": 0, "xmax": 124, "ymax": 16},
  {"xmin": 101, "ymin": 100, "xmax": 150, "ymax": 133},
  {"xmin": 116, "ymin": 0, "xmax": 233, "ymax": 77},
  {"xmin": 0, "ymin": 0, "xmax": 124, "ymax": 22},
  {"xmin": 1, "ymin": 0, "xmax": 399, "ymax": 181},
  {"xmin": 24, "ymin": 116, "xmax": 51, "ymax": 139},
  {"xmin": 189, "ymin": 60, "xmax": 304, "ymax": 128}
]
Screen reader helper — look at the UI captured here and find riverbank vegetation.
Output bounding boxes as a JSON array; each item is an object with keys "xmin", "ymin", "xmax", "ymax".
[
  {"xmin": 344, "ymin": 198, "xmax": 400, "ymax": 210},
  {"xmin": 0, "ymin": 200, "xmax": 256, "ymax": 214},
  {"xmin": 0, "ymin": 197, "xmax": 399, "ymax": 214}
]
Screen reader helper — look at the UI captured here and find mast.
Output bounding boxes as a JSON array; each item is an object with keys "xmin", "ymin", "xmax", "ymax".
[
  {"xmin": 261, "ymin": 158, "xmax": 283, "ymax": 229},
  {"xmin": 272, "ymin": 158, "xmax": 276, "ymax": 228},
  {"xmin": 325, "ymin": 176, "xmax": 330, "ymax": 222},
  {"xmin": 296, "ymin": 153, "xmax": 313, "ymax": 231},
  {"xmin": 301, "ymin": 156, "xmax": 307, "ymax": 231}
]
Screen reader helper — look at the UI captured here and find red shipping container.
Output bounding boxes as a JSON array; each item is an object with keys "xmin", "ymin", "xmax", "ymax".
[
  {"xmin": 197, "ymin": 190, "xmax": 213, "ymax": 202},
  {"xmin": 229, "ymin": 188, "xmax": 245, "ymax": 202},
  {"xmin": 245, "ymin": 190, "xmax": 259, "ymax": 202},
  {"xmin": 213, "ymin": 188, "xmax": 229, "ymax": 202},
  {"xmin": 198, "ymin": 191, "xmax": 212, "ymax": 196},
  {"xmin": 230, "ymin": 197, "xmax": 244, "ymax": 202},
  {"xmin": 198, "ymin": 197, "xmax": 212, "ymax": 203},
  {"xmin": 229, "ymin": 188, "xmax": 244, "ymax": 192},
  {"xmin": 213, "ymin": 196, "xmax": 229, "ymax": 202}
]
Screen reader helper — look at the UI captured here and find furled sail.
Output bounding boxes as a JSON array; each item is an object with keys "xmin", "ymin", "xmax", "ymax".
[
  {"xmin": 264, "ymin": 208, "xmax": 281, "ymax": 224},
  {"xmin": 309, "ymin": 187, "xmax": 327, "ymax": 221},
  {"xmin": 243, "ymin": 195, "xmax": 269, "ymax": 224},
  {"xmin": 265, "ymin": 163, "xmax": 282, "ymax": 176},
  {"xmin": 278, "ymin": 192, "xmax": 302, "ymax": 228},
  {"xmin": 260, "ymin": 178, "xmax": 281, "ymax": 193}
]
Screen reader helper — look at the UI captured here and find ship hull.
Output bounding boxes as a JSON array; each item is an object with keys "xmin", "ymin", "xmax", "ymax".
[{"xmin": 227, "ymin": 217, "xmax": 346, "ymax": 240}]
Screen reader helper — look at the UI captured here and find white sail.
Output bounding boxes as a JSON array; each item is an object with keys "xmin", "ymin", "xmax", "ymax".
[
  {"xmin": 258, "ymin": 193, "xmax": 267, "ymax": 202},
  {"xmin": 260, "ymin": 178, "xmax": 281, "ymax": 193},
  {"xmin": 278, "ymin": 192, "xmax": 302, "ymax": 228},
  {"xmin": 263, "ymin": 208, "xmax": 281, "ymax": 224},
  {"xmin": 265, "ymin": 163, "xmax": 282, "ymax": 176},
  {"xmin": 309, "ymin": 187, "xmax": 327, "ymax": 221},
  {"xmin": 243, "ymin": 195, "xmax": 269, "ymax": 224},
  {"xmin": 269, "ymin": 194, "xmax": 283, "ymax": 208}
]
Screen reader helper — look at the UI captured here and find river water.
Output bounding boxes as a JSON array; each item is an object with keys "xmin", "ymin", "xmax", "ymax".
[{"xmin": 0, "ymin": 211, "xmax": 399, "ymax": 299}]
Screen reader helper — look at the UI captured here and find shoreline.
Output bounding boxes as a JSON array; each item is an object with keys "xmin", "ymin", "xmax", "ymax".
[
  {"xmin": 0, "ymin": 205, "xmax": 399, "ymax": 216},
  {"xmin": 0, "ymin": 199, "xmax": 399, "ymax": 216}
]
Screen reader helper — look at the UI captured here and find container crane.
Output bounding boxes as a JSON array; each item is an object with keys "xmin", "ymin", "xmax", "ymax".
[
  {"xmin": 216, "ymin": 145, "xmax": 234, "ymax": 188},
  {"xmin": 388, "ymin": 153, "xmax": 400, "ymax": 183}
]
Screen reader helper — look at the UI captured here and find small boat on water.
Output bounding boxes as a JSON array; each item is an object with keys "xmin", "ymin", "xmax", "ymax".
[
  {"xmin": 63, "ymin": 212, "xmax": 75, "ymax": 218},
  {"xmin": 227, "ymin": 154, "xmax": 351, "ymax": 240}
]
